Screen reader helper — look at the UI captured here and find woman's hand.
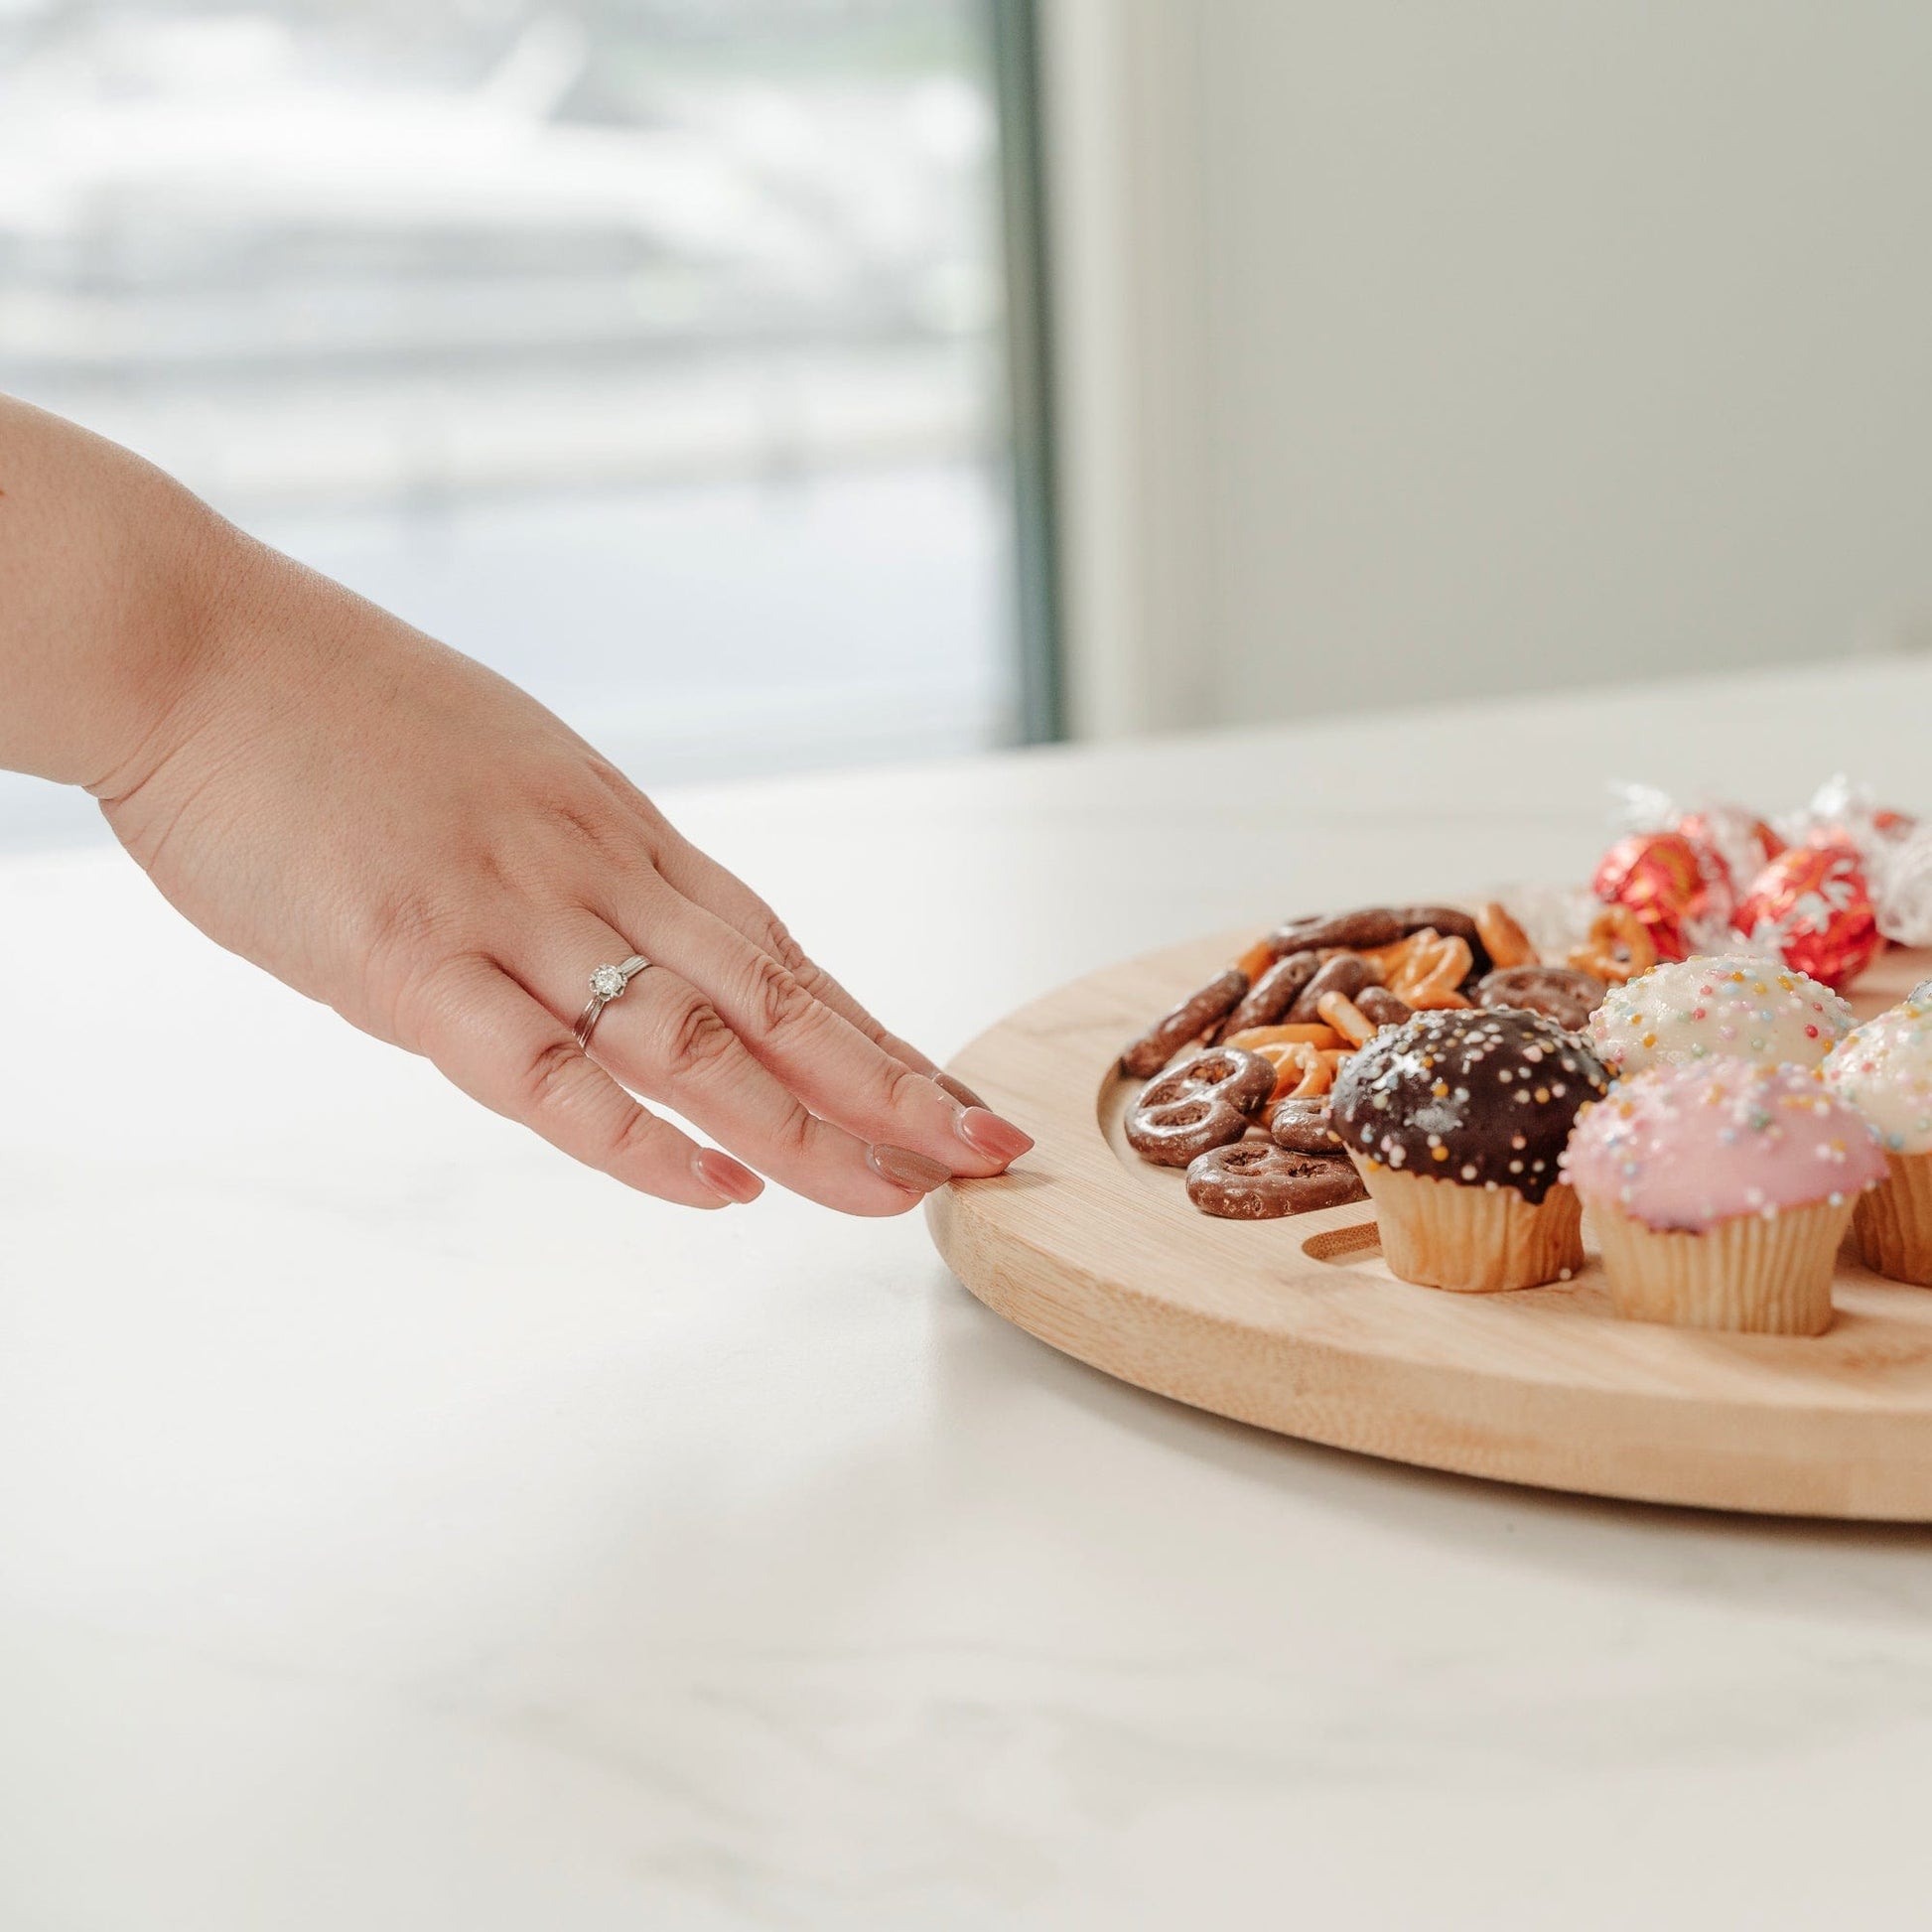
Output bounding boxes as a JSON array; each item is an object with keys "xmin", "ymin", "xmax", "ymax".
[
  {"xmin": 1, "ymin": 397, "xmax": 1030, "ymax": 1213},
  {"xmin": 102, "ymin": 541, "xmax": 1033, "ymax": 1213}
]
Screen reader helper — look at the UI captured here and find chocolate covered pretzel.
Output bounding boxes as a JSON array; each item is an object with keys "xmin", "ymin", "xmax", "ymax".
[
  {"xmin": 1119, "ymin": 968, "xmax": 1249, "ymax": 1078},
  {"xmin": 1125, "ymin": 1046, "xmax": 1276, "ymax": 1166},
  {"xmin": 1185, "ymin": 1142, "xmax": 1368, "ymax": 1219},
  {"xmin": 1216, "ymin": 950, "xmax": 1320, "ymax": 1040}
]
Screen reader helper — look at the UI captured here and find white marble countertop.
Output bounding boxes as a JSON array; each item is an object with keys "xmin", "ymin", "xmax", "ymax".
[{"xmin": 6, "ymin": 655, "xmax": 1932, "ymax": 1930}]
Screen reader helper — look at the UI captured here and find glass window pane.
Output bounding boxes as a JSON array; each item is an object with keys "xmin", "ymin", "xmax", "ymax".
[{"xmin": 0, "ymin": 0, "xmax": 1020, "ymax": 841}]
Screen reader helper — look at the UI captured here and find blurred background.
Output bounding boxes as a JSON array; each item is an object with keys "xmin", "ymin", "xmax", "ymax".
[
  {"xmin": 0, "ymin": 0, "xmax": 1038, "ymax": 845},
  {"xmin": 7, "ymin": 1, "xmax": 1932, "ymax": 848}
]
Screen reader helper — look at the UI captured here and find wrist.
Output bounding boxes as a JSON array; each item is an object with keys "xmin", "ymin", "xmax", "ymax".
[
  {"xmin": 83, "ymin": 492, "xmax": 260, "ymax": 802},
  {"xmin": 0, "ymin": 394, "xmax": 258, "ymax": 794}
]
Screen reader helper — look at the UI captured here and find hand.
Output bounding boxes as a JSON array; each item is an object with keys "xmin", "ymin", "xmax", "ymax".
[{"xmin": 96, "ymin": 539, "xmax": 1033, "ymax": 1213}]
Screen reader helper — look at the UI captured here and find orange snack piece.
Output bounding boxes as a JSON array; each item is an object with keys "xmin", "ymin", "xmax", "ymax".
[
  {"xmin": 1568, "ymin": 904, "xmax": 1656, "ymax": 984},
  {"xmin": 1233, "ymin": 937, "xmax": 1278, "ymax": 982},
  {"xmin": 1355, "ymin": 933, "xmax": 1428, "ymax": 980},
  {"xmin": 1226, "ymin": 1023, "xmax": 1344, "ymax": 1052},
  {"xmin": 1255, "ymin": 1040, "xmax": 1338, "ymax": 1102},
  {"xmin": 1315, "ymin": 991, "xmax": 1377, "ymax": 1048},
  {"xmin": 1391, "ymin": 933, "xmax": 1473, "ymax": 1006},
  {"xmin": 1475, "ymin": 900, "xmax": 1538, "ymax": 970}
]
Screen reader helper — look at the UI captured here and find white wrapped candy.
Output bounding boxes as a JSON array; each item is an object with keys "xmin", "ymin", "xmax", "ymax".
[{"xmin": 1872, "ymin": 825, "xmax": 1932, "ymax": 948}]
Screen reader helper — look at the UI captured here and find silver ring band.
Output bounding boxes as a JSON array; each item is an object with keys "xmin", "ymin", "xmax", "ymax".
[{"xmin": 575, "ymin": 954, "xmax": 651, "ymax": 1050}]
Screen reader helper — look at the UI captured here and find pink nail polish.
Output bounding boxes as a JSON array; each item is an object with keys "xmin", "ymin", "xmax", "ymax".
[
  {"xmin": 957, "ymin": 1108, "xmax": 1034, "ymax": 1165},
  {"xmin": 935, "ymin": 1071, "xmax": 988, "ymax": 1111},
  {"xmin": 867, "ymin": 1144, "xmax": 953, "ymax": 1193},
  {"xmin": 695, "ymin": 1149, "xmax": 763, "ymax": 1204}
]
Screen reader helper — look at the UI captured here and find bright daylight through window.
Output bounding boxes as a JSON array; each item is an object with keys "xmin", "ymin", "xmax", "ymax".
[{"xmin": 0, "ymin": 0, "xmax": 1020, "ymax": 845}]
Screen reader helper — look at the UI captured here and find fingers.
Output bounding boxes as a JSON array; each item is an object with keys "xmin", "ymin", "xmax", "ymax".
[
  {"xmin": 593, "ymin": 883, "xmax": 1027, "ymax": 1180},
  {"xmin": 405, "ymin": 952, "xmax": 762, "ymax": 1208},
  {"xmin": 641, "ymin": 826, "xmax": 951, "ymax": 1078},
  {"xmin": 536, "ymin": 916, "xmax": 945, "ymax": 1216}
]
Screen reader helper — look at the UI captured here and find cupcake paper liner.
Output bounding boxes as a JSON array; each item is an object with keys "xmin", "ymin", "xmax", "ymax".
[
  {"xmin": 1350, "ymin": 1160, "xmax": 1585, "ymax": 1293},
  {"xmin": 1587, "ymin": 1196, "xmax": 1852, "ymax": 1336},
  {"xmin": 1855, "ymin": 1150, "xmax": 1932, "ymax": 1288}
]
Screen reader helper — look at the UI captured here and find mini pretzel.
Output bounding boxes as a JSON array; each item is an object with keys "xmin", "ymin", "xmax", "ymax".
[
  {"xmin": 1288, "ymin": 953, "xmax": 1381, "ymax": 1025},
  {"xmin": 1185, "ymin": 1142, "xmax": 1368, "ymax": 1220},
  {"xmin": 1257, "ymin": 1040, "xmax": 1336, "ymax": 1103},
  {"xmin": 1315, "ymin": 990, "xmax": 1377, "ymax": 1048},
  {"xmin": 1271, "ymin": 907, "xmax": 1404, "ymax": 953},
  {"xmin": 1368, "ymin": 934, "xmax": 1437, "ymax": 977},
  {"xmin": 1394, "ymin": 905, "xmax": 1485, "ymax": 952},
  {"xmin": 1120, "ymin": 968, "xmax": 1249, "ymax": 1077},
  {"xmin": 1391, "ymin": 933, "xmax": 1473, "ymax": 1007},
  {"xmin": 1474, "ymin": 900, "xmax": 1538, "ymax": 970},
  {"xmin": 1568, "ymin": 904, "xmax": 1656, "ymax": 984},
  {"xmin": 1477, "ymin": 964, "xmax": 1605, "ymax": 1032},
  {"xmin": 1217, "ymin": 950, "xmax": 1321, "ymax": 1039},
  {"xmin": 1269, "ymin": 1096, "xmax": 1343, "ymax": 1154},
  {"xmin": 1379, "ymin": 928, "xmax": 1437, "ymax": 990},
  {"xmin": 1355, "ymin": 985, "xmax": 1414, "ymax": 1029},
  {"xmin": 1124, "ymin": 1046, "xmax": 1276, "ymax": 1166}
]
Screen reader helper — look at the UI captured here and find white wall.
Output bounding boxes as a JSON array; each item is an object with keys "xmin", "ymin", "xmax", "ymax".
[{"xmin": 1043, "ymin": 1, "xmax": 1932, "ymax": 737}]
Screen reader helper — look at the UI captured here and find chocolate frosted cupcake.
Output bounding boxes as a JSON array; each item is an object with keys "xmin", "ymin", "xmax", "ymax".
[{"xmin": 1332, "ymin": 1009, "xmax": 1611, "ymax": 1292}]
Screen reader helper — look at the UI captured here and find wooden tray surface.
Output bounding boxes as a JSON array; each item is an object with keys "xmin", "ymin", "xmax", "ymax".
[{"xmin": 927, "ymin": 930, "xmax": 1932, "ymax": 1519}]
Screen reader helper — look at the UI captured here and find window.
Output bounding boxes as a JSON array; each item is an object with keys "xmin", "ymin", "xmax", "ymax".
[{"xmin": 0, "ymin": 0, "xmax": 1028, "ymax": 843}]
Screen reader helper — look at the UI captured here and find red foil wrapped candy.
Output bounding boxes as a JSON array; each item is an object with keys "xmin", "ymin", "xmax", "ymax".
[
  {"xmin": 1592, "ymin": 831, "xmax": 1733, "ymax": 962},
  {"xmin": 1733, "ymin": 844, "xmax": 1882, "ymax": 990},
  {"xmin": 1677, "ymin": 805, "xmax": 1783, "ymax": 889}
]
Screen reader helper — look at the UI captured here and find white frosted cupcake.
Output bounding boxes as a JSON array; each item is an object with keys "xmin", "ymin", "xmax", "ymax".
[
  {"xmin": 1823, "ymin": 989, "xmax": 1932, "ymax": 1285},
  {"xmin": 1589, "ymin": 953, "xmax": 1855, "ymax": 1078}
]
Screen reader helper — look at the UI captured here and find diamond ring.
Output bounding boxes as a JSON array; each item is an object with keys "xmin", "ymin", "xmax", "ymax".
[{"xmin": 574, "ymin": 954, "xmax": 652, "ymax": 1050}]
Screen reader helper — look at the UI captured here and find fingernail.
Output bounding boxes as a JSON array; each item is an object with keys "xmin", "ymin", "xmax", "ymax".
[
  {"xmin": 867, "ymin": 1144, "xmax": 953, "ymax": 1194},
  {"xmin": 694, "ymin": 1149, "xmax": 763, "ymax": 1204},
  {"xmin": 957, "ymin": 1107, "xmax": 1035, "ymax": 1165},
  {"xmin": 935, "ymin": 1071, "xmax": 988, "ymax": 1110}
]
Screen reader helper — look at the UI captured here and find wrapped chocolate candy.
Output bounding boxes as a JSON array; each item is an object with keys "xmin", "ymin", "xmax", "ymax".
[
  {"xmin": 1872, "ymin": 824, "xmax": 1932, "ymax": 947},
  {"xmin": 1733, "ymin": 844, "xmax": 1882, "ymax": 990},
  {"xmin": 1591, "ymin": 830, "xmax": 1734, "ymax": 962},
  {"xmin": 1677, "ymin": 803, "xmax": 1783, "ymax": 892},
  {"xmin": 1783, "ymin": 773, "xmax": 1915, "ymax": 859}
]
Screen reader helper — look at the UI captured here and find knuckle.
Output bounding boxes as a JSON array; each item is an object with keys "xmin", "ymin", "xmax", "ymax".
[
  {"xmin": 552, "ymin": 798, "xmax": 624, "ymax": 862},
  {"xmin": 363, "ymin": 884, "xmax": 464, "ymax": 991},
  {"xmin": 761, "ymin": 918, "xmax": 810, "ymax": 977},
  {"xmin": 746, "ymin": 954, "xmax": 819, "ymax": 1039},
  {"xmin": 658, "ymin": 994, "xmax": 739, "ymax": 1084},
  {"xmin": 879, "ymin": 1055, "xmax": 929, "ymax": 1116},
  {"xmin": 386, "ymin": 945, "xmax": 488, "ymax": 1050},
  {"xmin": 522, "ymin": 1035, "xmax": 586, "ymax": 1117},
  {"xmin": 607, "ymin": 1102, "xmax": 670, "ymax": 1172},
  {"xmin": 767, "ymin": 1098, "xmax": 818, "ymax": 1164}
]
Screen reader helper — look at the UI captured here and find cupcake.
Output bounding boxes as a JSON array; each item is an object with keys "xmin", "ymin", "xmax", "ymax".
[
  {"xmin": 1589, "ymin": 952, "xmax": 1854, "ymax": 1077},
  {"xmin": 1822, "ymin": 989, "xmax": 1932, "ymax": 1285},
  {"xmin": 1562, "ymin": 1062, "xmax": 1884, "ymax": 1334},
  {"xmin": 1331, "ymin": 1009, "xmax": 1611, "ymax": 1292}
]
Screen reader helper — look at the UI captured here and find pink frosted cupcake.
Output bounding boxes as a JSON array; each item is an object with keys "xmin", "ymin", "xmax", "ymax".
[{"xmin": 1561, "ymin": 1062, "xmax": 1884, "ymax": 1334}]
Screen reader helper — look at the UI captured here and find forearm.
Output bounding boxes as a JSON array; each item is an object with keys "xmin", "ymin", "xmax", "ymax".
[{"xmin": 0, "ymin": 392, "xmax": 238, "ymax": 791}]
